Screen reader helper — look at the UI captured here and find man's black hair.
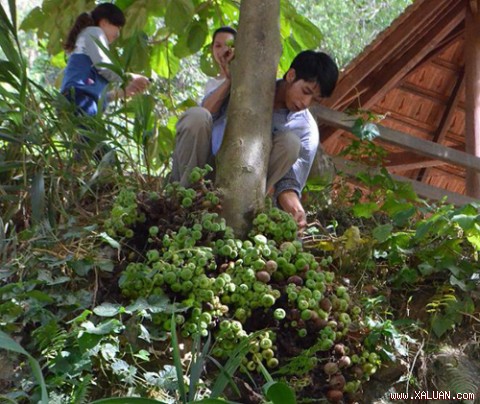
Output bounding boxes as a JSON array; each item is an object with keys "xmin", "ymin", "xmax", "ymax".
[
  {"xmin": 286, "ymin": 50, "xmax": 339, "ymax": 98},
  {"xmin": 212, "ymin": 26, "xmax": 237, "ymax": 42}
]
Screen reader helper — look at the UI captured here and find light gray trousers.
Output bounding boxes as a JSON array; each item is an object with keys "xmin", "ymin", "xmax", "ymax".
[{"xmin": 170, "ymin": 107, "xmax": 300, "ymax": 191}]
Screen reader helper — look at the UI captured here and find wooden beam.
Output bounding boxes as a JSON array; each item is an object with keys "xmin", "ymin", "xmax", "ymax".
[
  {"xmin": 324, "ymin": 0, "xmax": 458, "ymax": 110},
  {"xmin": 417, "ymin": 68, "xmax": 465, "ymax": 181},
  {"xmin": 470, "ymin": 0, "xmax": 478, "ymax": 15},
  {"xmin": 433, "ymin": 68, "xmax": 465, "ymax": 144},
  {"xmin": 417, "ymin": 25, "xmax": 464, "ymax": 72},
  {"xmin": 372, "ymin": 106, "xmax": 436, "ymax": 134},
  {"xmin": 333, "ymin": 156, "xmax": 478, "ymax": 206},
  {"xmin": 400, "ymin": 82, "xmax": 450, "ymax": 105},
  {"xmin": 386, "ymin": 151, "xmax": 447, "ymax": 172},
  {"xmin": 355, "ymin": 1, "xmax": 465, "ymax": 110},
  {"xmin": 385, "ymin": 145, "xmax": 465, "ymax": 172},
  {"xmin": 465, "ymin": 3, "xmax": 480, "ymax": 197},
  {"xmin": 315, "ymin": 105, "xmax": 480, "ymax": 172}
]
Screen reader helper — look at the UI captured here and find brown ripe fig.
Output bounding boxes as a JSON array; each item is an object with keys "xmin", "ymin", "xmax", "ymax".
[
  {"xmin": 333, "ymin": 343, "xmax": 345, "ymax": 356},
  {"xmin": 289, "ymin": 308, "xmax": 301, "ymax": 321},
  {"xmin": 256, "ymin": 270, "xmax": 271, "ymax": 283},
  {"xmin": 320, "ymin": 298, "xmax": 332, "ymax": 312},
  {"xmin": 265, "ymin": 260, "xmax": 278, "ymax": 274},
  {"xmin": 287, "ymin": 275, "xmax": 303, "ymax": 286},
  {"xmin": 311, "ymin": 317, "xmax": 328, "ymax": 330},
  {"xmin": 323, "ymin": 362, "xmax": 339, "ymax": 375},
  {"xmin": 326, "ymin": 389, "xmax": 343, "ymax": 403},
  {"xmin": 329, "ymin": 374, "xmax": 346, "ymax": 390},
  {"xmin": 352, "ymin": 365, "xmax": 364, "ymax": 379},
  {"xmin": 338, "ymin": 355, "xmax": 351, "ymax": 368},
  {"xmin": 309, "ymin": 310, "xmax": 320, "ymax": 321}
]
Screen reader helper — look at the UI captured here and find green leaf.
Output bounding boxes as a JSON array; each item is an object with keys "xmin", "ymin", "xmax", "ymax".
[
  {"xmin": 467, "ymin": 234, "xmax": 480, "ymax": 251},
  {"xmin": 352, "ymin": 202, "xmax": 378, "ymax": 218},
  {"xmin": 291, "ymin": 15, "xmax": 322, "ymax": 49},
  {"xmin": 449, "ymin": 275, "xmax": 468, "ymax": 292},
  {"xmin": 173, "ymin": 34, "xmax": 193, "ymax": 58},
  {"xmin": 263, "ymin": 381, "xmax": 297, "ymax": 404},
  {"xmin": 81, "ymin": 319, "xmax": 124, "ymax": 335},
  {"xmin": 451, "ymin": 214, "xmax": 478, "ymax": 231},
  {"xmin": 91, "ymin": 398, "xmax": 168, "ymax": 404},
  {"xmin": 26, "ymin": 290, "xmax": 55, "ymax": 303},
  {"xmin": 97, "ymin": 258, "xmax": 114, "ymax": 272},
  {"xmin": 392, "ymin": 206, "xmax": 415, "ymax": 226},
  {"xmin": 279, "ymin": 36, "xmax": 301, "ymax": 74},
  {"xmin": 151, "ymin": 43, "xmax": 180, "ymax": 78},
  {"xmin": 0, "ymin": 331, "xmax": 48, "ymax": 404},
  {"xmin": 93, "ymin": 303, "xmax": 123, "ymax": 317},
  {"xmin": 200, "ymin": 45, "xmax": 218, "ymax": 77},
  {"xmin": 170, "ymin": 315, "xmax": 186, "ymax": 403},
  {"xmin": 394, "ymin": 267, "xmax": 418, "ymax": 284},
  {"xmin": 188, "ymin": 333, "xmax": 214, "ymax": 402},
  {"xmin": 352, "ymin": 119, "xmax": 380, "ymax": 140},
  {"xmin": 69, "ymin": 259, "xmax": 94, "ymax": 276},
  {"xmin": 431, "ymin": 314, "xmax": 454, "ymax": 338},
  {"xmin": 165, "ymin": 0, "xmax": 194, "ymax": 35},
  {"xmin": 210, "ymin": 331, "xmax": 263, "ymax": 398},
  {"xmin": 417, "ymin": 263, "xmax": 435, "ymax": 276},
  {"xmin": 372, "ymin": 224, "xmax": 393, "ymax": 242},
  {"xmin": 187, "ymin": 21, "xmax": 208, "ymax": 54},
  {"xmin": 19, "ymin": 6, "xmax": 43, "ymax": 30},
  {"xmin": 99, "ymin": 232, "xmax": 121, "ymax": 250}
]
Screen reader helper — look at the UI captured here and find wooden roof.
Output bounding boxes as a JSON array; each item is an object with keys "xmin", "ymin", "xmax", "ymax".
[{"xmin": 318, "ymin": 0, "xmax": 472, "ymax": 197}]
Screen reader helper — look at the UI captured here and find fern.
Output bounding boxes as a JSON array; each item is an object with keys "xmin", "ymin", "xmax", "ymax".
[
  {"xmin": 31, "ymin": 320, "xmax": 62, "ymax": 352},
  {"xmin": 432, "ymin": 346, "xmax": 480, "ymax": 397},
  {"xmin": 71, "ymin": 374, "xmax": 92, "ymax": 404}
]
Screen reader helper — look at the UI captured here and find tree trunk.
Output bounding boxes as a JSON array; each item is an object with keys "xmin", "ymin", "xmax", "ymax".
[{"xmin": 215, "ymin": 0, "xmax": 281, "ymax": 238}]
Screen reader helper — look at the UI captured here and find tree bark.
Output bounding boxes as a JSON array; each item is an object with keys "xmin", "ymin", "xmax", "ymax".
[
  {"xmin": 215, "ymin": 0, "xmax": 281, "ymax": 237},
  {"xmin": 465, "ymin": 0, "xmax": 480, "ymax": 197}
]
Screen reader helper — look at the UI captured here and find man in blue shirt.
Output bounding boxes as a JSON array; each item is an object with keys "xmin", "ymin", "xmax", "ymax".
[{"xmin": 170, "ymin": 50, "xmax": 338, "ymax": 230}]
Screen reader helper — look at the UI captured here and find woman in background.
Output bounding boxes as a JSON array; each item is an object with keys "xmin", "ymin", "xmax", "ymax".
[{"xmin": 61, "ymin": 2, "xmax": 149, "ymax": 117}]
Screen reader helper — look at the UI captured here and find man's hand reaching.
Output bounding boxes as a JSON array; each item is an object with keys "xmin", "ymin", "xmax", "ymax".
[{"xmin": 277, "ymin": 190, "xmax": 307, "ymax": 234}]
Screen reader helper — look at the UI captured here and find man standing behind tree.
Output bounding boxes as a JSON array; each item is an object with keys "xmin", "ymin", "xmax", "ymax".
[{"xmin": 170, "ymin": 50, "xmax": 339, "ymax": 231}]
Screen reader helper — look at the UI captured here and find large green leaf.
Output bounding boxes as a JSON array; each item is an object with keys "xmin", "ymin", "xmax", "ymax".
[
  {"xmin": 165, "ymin": 0, "xmax": 194, "ymax": 35},
  {"xmin": 209, "ymin": 331, "xmax": 263, "ymax": 398},
  {"xmin": 188, "ymin": 21, "xmax": 209, "ymax": 54},
  {"xmin": 0, "ymin": 331, "xmax": 48, "ymax": 404},
  {"xmin": 263, "ymin": 381, "xmax": 297, "ymax": 404},
  {"xmin": 372, "ymin": 224, "xmax": 393, "ymax": 242},
  {"xmin": 291, "ymin": 15, "xmax": 322, "ymax": 49},
  {"xmin": 200, "ymin": 45, "xmax": 218, "ymax": 77},
  {"xmin": 151, "ymin": 43, "xmax": 180, "ymax": 78},
  {"xmin": 170, "ymin": 315, "xmax": 187, "ymax": 403},
  {"xmin": 122, "ymin": 1, "xmax": 148, "ymax": 38},
  {"xmin": 19, "ymin": 6, "xmax": 44, "ymax": 31}
]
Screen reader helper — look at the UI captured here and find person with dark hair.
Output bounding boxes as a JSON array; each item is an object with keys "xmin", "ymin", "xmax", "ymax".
[
  {"xmin": 204, "ymin": 26, "xmax": 237, "ymax": 98},
  {"xmin": 170, "ymin": 26, "xmax": 236, "ymax": 178},
  {"xmin": 171, "ymin": 49, "xmax": 338, "ymax": 230},
  {"xmin": 61, "ymin": 2, "xmax": 149, "ymax": 117},
  {"xmin": 202, "ymin": 26, "xmax": 237, "ymax": 155}
]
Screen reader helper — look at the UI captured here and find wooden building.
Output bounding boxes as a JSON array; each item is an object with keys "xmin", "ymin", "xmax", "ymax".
[{"xmin": 314, "ymin": 0, "xmax": 480, "ymax": 205}]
